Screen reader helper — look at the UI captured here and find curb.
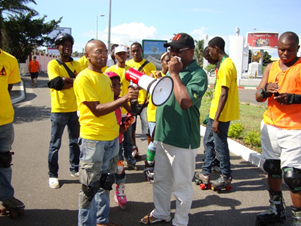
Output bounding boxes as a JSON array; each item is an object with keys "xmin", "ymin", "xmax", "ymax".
[
  {"xmin": 200, "ymin": 125, "xmax": 264, "ymax": 171},
  {"xmin": 209, "ymin": 85, "xmax": 257, "ymax": 90},
  {"xmin": 11, "ymin": 80, "xmax": 25, "ymax": 104}
]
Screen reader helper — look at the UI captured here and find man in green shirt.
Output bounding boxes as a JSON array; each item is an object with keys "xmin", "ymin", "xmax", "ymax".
[{"xmin": 140, "ymin": 33, "xmax": 208, "ymax": 226}]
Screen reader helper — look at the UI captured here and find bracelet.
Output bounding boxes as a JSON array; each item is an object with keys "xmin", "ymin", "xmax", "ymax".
[{"xmin": 287, "ymin": 94, "xmax": 301, "ymax": 104}]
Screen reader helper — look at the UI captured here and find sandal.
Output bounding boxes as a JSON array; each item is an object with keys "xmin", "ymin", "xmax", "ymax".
[{"xmin": 140, "ymin": 214, "xmax": 171, "ymax": 224}]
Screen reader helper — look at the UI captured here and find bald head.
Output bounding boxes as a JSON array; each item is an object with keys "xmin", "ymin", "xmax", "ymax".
[
  {"xmin": 85, "ymin": 39, "xmax": 106, "ymax": 53},
  {"xmin": 85, "ymin": 40, "xmax": 108, "ymax": 72},
  {"xmin": 278, "ymin": 32, "xmax": 299, "ymax": 46}
]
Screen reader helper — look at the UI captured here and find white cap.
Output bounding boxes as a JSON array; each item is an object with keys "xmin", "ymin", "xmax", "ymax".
[{"xmin": 114, "ymin": 45, "xmax": 127, "ymax": 55}]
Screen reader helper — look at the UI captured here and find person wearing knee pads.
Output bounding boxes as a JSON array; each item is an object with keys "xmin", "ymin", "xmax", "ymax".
[
  {"xmin": 255, "ymin": 31, "xmax": 301, "ymax": 226},
  {"xmin": 74, "ymin": 40, "xmax": 138, "ymax": 226},
  {"xmin": 0, "ymin": 30, "xmax": 25, "ymax": 212}
]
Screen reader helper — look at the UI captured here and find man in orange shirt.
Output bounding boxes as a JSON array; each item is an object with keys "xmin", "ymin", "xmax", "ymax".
[
  {"xmin": 255, "ymin": 31, "xmax": 301, "ymax": 226},
  {"xmin": 28, "ymin": 56, "xmax": 40, "ymax": 87}
]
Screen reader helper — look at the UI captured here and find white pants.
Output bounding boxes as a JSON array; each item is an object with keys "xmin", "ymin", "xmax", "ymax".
[
  {"xmin": 151, "ymin": 142, "xmax": 198, "ymax": 226},
  {"xmin": 261, "ymin": 121, "xmax": 301, "ymax": 168}
]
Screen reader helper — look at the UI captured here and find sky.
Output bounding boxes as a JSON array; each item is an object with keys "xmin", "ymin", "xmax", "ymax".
[{"xmin": 22, "ymin": 0, "xmax": 301, "ymax": 57}]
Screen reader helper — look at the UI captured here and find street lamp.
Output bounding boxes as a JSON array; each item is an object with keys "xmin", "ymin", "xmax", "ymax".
[
  {"xmin": 251, "ymin": 28, "xmax": 256, "ymax": 63},
  {"xmin": 107, "ymin": 0, "xmax": 112, "ymax": 52},
  {"xmin": 96, "ymin": 14, "xmax": 105, "ymax": 39}
]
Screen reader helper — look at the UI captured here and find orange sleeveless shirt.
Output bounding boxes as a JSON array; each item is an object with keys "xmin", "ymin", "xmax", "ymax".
[{"xmin": 263, "ymin": 58, "xmax": 301, "ymax": 129}]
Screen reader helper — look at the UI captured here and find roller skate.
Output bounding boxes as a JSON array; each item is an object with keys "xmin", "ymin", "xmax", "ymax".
[
  {"xmin": 194, "ymin": 172, "xmax": 211, "ymax": 189},
  {"xmin": 211, "ymin": 174, "xmax": 232, "ymax": 192},
  {"xmin": 211, "ymin": 157, "xmax": 221, "ymax": 172},
  {"xmin": 125, "ymin": 156, "xmax": 137, "ymax": 170},
  {"xmin": 292, "ymin": 206, "xmax": 301, "ymax": 226},
  {"xmin": 132, "ymin": 145, "xmax": 142, "ymax": 160},
  {"xmin": 114, "ymin": 184, "xmax": 127, "ymax": 210},
  {"xmin": 0, "ymin": 196, "xmax": 25, "ymax": 219},
  {"xmin": 144, "ymin": 161, "xmax": 155, "ymax": 183},
  {"xmin": 255, "ymin": 191, "xmax": 286, "ymax": 226}
]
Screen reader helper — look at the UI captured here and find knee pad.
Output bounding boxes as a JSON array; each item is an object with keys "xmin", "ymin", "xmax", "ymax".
[
  {"xmin": 100, "ymin": 173, "xmax": 115, "ymax": 191},
  {"xmin": 82, "ymin": 180, "xmax": 101, "ymax": 202},
  {"xmin": 263, "ymin": 159, "xmax": 282, "ymax": 179},
  {"xmin": 0, "ymin": 152, "xmax": 14, "ymax": 168},
  {"xmin": 283, "ymin": 167, "xmax": 301, "ymax": 193}
]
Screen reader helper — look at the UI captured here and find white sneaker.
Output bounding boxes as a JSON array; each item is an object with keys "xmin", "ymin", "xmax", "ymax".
[
  {"xmin": 49, "ymin": 177, "xmax": 59, "ymax": 189},
  {"xmin": 71, "ymin": 171, "xmax": 79, "ymax": 177}
]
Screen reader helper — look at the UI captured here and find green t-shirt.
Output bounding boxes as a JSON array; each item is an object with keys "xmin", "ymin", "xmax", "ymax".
[{"xmin": 154, "ymin": 60, "xmax": 208, "ymax": 149}]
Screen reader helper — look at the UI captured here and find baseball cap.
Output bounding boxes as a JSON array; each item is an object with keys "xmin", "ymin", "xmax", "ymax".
[
  {"xmin": 105, "ymin": 71, "xmax": 120, "ymax": 81},
  {"xmin": 115, "ymin": 45, "xmax": 127, "ymax": 55},
  {"xmin": 164, "ymin": 33, "xmax": 195, "ymax": 49}
]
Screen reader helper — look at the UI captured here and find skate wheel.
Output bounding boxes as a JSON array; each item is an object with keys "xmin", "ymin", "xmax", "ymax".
[
  {"xmin": 226, "ymin": 185, "xmax": 232, "ymax": 191},
  {"xmin": 9, "ymin": 212, "xmax": 18, "ymax": 219},
  {"xmin": 1, "ymin": 208, "xmax": 7, "ymax": 215},
  {"xmin": 134, "ymin": 166, "xmax": 137, "ymax": 170},
  {"xmin": 208, "ymin": 184, "xmax": 211, "ymax": 189},
  {"xmin": 19, "ymin": 209, "xmax": 25, "ymax": 216},
  {"xmin": 200, "ymin": 184, "xmax": 206, "ymax": 190},
  {"xmin": 195, "ymin": 179, "xmax": 200, "ymax": 185}
]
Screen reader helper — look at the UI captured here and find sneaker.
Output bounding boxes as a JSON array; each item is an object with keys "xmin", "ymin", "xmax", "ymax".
[
  {"xmin": 71, "ymin": 171, "xmax": 79, "ymax": 177},
  {"xmin": 49, "ymin": 177, "xmax": 59, "ymax": 189}
]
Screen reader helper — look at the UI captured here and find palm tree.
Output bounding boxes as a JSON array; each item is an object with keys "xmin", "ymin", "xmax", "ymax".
[
  {"xmin": 0, "ymin": 0, "xmax": 37, "ymax": 47},
  {"xmin": 194, "ymin": 39, "xmax": 204, "ymax": 67}
]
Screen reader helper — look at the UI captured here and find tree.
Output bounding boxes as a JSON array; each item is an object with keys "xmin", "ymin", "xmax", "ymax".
[
  {"xmin": 3, "ymin": 12, "xmax": 62, "ymax": 62},
  {"xmin": 0, "ymin": 0, "xmax": 37, "ymax": 47},
  {"xmin": 263, "ymin": 51, "xmax": 272, "ymax": 66},
  {"xmin": 194, "ymin": 39, "xmax": 204, "ymax": 67}
]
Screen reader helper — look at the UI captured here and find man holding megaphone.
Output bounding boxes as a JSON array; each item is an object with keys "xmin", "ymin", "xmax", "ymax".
[{"xmin": 140, "ymin": 33, "xmax": 208, "ymax": 226}]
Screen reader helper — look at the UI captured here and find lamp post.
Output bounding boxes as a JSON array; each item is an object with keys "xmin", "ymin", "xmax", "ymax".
[
  {"xmin": 96, "ymin": 14, "xmax": 105, "ymax": 39},
  {"xmin": 107, "ymin": 0, "xmax": 112, "ymax": 52},
  {"xmin": 251, "ymin": 28, "xmax": 256, "ymax": 63}
]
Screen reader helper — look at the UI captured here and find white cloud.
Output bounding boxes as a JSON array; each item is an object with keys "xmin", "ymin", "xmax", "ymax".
[{"xmin": 191, "ymin": 27, "xmax": 208, "ymax": 41}]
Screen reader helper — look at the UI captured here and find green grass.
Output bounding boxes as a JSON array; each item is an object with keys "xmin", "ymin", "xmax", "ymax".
[{"xmin": 199, "ymin": 89, "xmax": 267, "ymax": 153}]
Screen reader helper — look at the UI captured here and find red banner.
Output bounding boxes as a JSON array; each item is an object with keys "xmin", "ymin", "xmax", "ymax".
[{"xmin": 247, "ymin": 32, "xmax": 278, "ymax": 48}]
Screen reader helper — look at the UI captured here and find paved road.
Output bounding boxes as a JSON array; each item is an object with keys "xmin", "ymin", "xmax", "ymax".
[{"xmin": 2, "ymin": 74, "xmax": 292, "ymax": 226}]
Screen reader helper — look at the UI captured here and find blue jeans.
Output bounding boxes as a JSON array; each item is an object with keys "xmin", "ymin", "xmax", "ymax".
[
  {"xmin": 78, "ymin": 137, "xmax": 119, "ymax": 226},
  {"xmin": 202, "ymin": 118, "xmax": 232, "ymax": 177},
  {"xmin": 0, "ymin": 123, "xmax": 15, "ymax": 202},
  {"xmin": 120, "ymin": 117, "xmax": 133, "ymax": 159},
  {"xmin": 48, "ymin": 112, "xmax": 80, "ymax": 178}
]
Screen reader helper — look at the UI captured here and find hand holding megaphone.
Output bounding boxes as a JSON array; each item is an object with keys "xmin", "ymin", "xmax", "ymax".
[
  {"xmin": 125, "ymin": 84, "xmax": 139, "ymax": 103},
  {"xmin": 125, "ymin": 68, "xmax": 173, "ymax": 106}
]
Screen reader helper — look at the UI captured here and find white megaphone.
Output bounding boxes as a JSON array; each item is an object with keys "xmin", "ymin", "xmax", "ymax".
[{"xmin": 125, "ymin": 68, "xmax": 173, "ymax": 106}]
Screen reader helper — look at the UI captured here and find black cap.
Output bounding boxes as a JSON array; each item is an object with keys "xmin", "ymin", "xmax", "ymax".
[{"xmin": 164, "ymin": 33, "xmax": 195, "ymax": 49}]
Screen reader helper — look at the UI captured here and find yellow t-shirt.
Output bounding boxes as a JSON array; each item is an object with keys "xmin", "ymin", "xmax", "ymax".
[
  {"xmin": 47, "ymin": 59, "xmax": 82, "ymax": 112},
  {"xmin": 147, "ymin": 71, "xmax": 166, "ymax": 122},
  {"xmin": 74, "ymin": 68, "xmax": 119, "ymax": 141},
  {"xmin": 126, "ymin": 59, "xmax": 156, "ymax": 104},
  {"xmin": 78, "ymin": 55, "xmax": 88, "ymax": 69},
  {"xmin": 105, "ymin": 64, "xmax": 131, "ymax": 115},
  {"xmin": 209, "ymin": 58, "xmax": 239, "ymax": 122},
  {"xmin": 0, "ymin": 50, "xmax": 21, "ymax": 126}
]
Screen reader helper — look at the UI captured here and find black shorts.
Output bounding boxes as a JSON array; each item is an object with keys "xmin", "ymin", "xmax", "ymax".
[{"xmin": 30, "ymin": 72, "xmax": 39, "ymax": 79}]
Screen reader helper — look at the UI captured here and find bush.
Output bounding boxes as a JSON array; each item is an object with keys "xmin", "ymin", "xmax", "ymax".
[
  {"xmin": 228, "ymin": 123, "xmax": 245, "ymax": 139},
  {"xmin": 243, "ymin": 130, "xmax": 261, "ymax": 148}
]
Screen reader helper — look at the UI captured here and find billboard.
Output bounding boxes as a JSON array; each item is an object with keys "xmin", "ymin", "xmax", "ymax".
[
  {"xmin": 142, "ymin": 39, "xmax": 167, "ymax": 70},
  {"xmin": 247, "ymin": 32, "xmax": 279, "ymax": 49}
]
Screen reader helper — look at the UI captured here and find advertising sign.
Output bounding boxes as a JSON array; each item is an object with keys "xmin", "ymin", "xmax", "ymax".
[
  {"xmin": 247, "ymin": 32, "xmax": 278, "ymax": 49},
  {"xmin": 142, "ymin": 39, "xmax": 167, "ymax": 70}
]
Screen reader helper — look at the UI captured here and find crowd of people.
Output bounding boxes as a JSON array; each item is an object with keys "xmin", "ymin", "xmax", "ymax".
[{"xmin": 1, "ymin": 30, "xmax": 301, "ymax": 226}]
